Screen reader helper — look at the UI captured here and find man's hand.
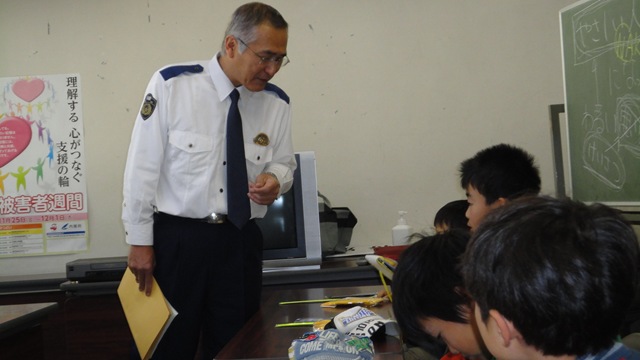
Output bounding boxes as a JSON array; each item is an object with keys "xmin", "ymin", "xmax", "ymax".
[
  {"xmin": 248, "ymin": 173, "xmax": 280, "ymax": 205},
  {"xmin": 127, "ymin": 245, "xmax": 155, "ymax": 296}
]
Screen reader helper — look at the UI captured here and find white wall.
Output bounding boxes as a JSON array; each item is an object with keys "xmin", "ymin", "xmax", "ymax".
[{"xmin": 0, "ymin": 0, "xmax": 577, "ymax": 277}]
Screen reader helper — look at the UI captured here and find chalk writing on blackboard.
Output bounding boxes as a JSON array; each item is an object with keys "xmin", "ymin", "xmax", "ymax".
[{"xmin": 561, "ymin": 0, "xmax": 640, "ymax": 203}]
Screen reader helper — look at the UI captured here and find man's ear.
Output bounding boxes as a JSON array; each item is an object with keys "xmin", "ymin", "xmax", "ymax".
[
  {"xmin": 224, "ymin": 35, "xmax": 238, "ymax": 58},
  {"xmin": 489, "ymin": 309, "xmax": 517, "ymax": 347}
]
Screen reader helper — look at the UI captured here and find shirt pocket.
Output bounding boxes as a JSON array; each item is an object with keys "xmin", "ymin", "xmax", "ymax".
[
  {"xmin": 244, "ymin": 143, "xmax": 273, "ymax": 179},
  {"xmin": 168, "ymin": 130, "xmax": 214, "ymax": 173},
  {"xmin": 245, "ymin": 142, "xmax": 273, "ymax": 165}
]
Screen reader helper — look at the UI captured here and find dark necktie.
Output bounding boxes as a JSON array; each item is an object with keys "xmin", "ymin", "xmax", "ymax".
[{"xmin": 226, "ymin": 89, "xmax": 250, "ymax": 229}]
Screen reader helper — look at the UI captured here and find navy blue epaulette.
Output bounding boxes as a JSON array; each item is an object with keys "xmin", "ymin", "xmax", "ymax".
[
  {"xmin": 160, "ymin": 64, "xmax": 204, "ymax": 81},
  {"xmin": 265, "ymin": 83, "xmax": 290, "ymax": 104}
]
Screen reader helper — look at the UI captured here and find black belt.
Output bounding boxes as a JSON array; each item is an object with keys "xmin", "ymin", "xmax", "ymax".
[{"xmin": 156, "ymin": 212, "xmax": 228, "ymax": 224}]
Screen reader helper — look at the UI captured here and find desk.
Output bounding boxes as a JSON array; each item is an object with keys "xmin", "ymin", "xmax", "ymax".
[
  {"xmin": 58, "ymin": 259, "xmax": 381, "ymax": 296},
  {"xmin": 0, "ymin": 302, "xmax": 59, "ymax": 358},
  {"xmin": 216, "ymin": 285, "xmax": 402, "ymax": 359},
  {"xmin": 0, "ymin": 259, "xmax": 382, "ymax": 359}
]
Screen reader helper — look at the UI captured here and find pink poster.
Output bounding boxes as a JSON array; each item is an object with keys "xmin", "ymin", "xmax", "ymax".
[{"xmin": 0, "ymin": 74, "xmax": 88, "ymax": 257}]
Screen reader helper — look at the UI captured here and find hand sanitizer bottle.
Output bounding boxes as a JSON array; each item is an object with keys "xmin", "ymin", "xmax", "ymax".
[{"xmin": 392, "ymin": 211, "xmax": 413, "ymax": 246}]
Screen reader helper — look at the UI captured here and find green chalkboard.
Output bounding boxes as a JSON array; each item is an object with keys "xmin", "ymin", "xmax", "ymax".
[{"xmin": 560, "ymin": 0, "xmax": 640, "ymax": 203}]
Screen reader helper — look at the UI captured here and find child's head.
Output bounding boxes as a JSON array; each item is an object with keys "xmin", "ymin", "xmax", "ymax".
[
  {"xmin": 434, "ymin": 199, "xmax": 471, "ymax": 234},
  {"xmin": 462, "ymin": 196, "xmax": 640, "ymax": 359},
  {"xmin": 459, "ymin": 143, "xmax": 540, "ymax": 231},
  {"xmin": 392, "ymin": 230, "xmax": 485, "ymax": 358}
]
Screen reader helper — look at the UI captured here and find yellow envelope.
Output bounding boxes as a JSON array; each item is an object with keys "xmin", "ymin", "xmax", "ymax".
[{"xmin": 117, "ymin": 267, "xmax": 177, "ymax": 360}]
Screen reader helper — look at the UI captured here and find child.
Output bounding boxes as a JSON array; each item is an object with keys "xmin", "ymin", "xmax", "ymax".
[
  {"xmin": 433, "ymin": 199, "xmax": 470, "ymax": 234},
  {"xmin": 461, "ymin": 196, "xmax": 640, "ymax": 360},
  {"xmin": 392, "ymin": 230, "xmax": 490, "ymax": 360},
  {"xmin": 458, "ymin": 143, "xmax": 541, "ymax": 231}
]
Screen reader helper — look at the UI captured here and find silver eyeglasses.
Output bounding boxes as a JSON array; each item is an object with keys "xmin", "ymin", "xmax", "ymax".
[{"xmin": 237, "ymin": 38, "xmax": 290, "ymax": 67}]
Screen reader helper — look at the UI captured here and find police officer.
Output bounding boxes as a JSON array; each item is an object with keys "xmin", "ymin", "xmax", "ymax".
[{"xmin": 122, "ymin": 3, "xmax": 295, "ymax": 359}]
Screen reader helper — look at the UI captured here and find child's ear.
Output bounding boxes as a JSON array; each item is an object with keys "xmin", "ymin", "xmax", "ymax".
[
  {"xmin": 488, "ymin": 309, "xmax": 517, "ymax": 347},
  {"xmin": 487, "ymin": 197, "xmax": 507, "ymax": 210},
  {"xmin": 495, "ymin": 197, "xmax": 508, "ymax": 207}
]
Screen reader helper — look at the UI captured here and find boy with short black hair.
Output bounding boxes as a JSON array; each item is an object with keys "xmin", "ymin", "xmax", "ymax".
[
  {"xmin": 459, "ymin": 143, "xmax": 541, "ymax": 231},
  {"xmin": 392, "ymin": 230, "xmax": 490, "ymax": 360},
  {"xmin": 461, "ymin": 196, "xmax": 640, "ymax": 360}
]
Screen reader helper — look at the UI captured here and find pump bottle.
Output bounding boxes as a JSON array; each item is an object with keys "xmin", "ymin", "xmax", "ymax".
[{"xmin": 392, "ymin": 211, "xmax": 413, "ymax": 246}]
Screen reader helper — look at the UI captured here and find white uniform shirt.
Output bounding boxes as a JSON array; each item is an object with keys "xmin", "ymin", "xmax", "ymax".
[{"xmin": 122, "ymin": 54, "xmax": 296, "ymax": 246}]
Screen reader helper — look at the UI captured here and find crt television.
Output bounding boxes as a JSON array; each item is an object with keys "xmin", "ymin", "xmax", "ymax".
[{"xmin": 256, "ymin": 151, "xmax": 322, "ymax": 271}]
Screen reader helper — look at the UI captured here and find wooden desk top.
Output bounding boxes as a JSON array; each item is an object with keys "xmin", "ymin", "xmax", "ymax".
[
  {"xmin": 0, "ymin": 302, "xmax": 58, "ymax": 339},
  {"xmin": 216, "ymin": 285, "xmax": 402, "ymax": 360}
]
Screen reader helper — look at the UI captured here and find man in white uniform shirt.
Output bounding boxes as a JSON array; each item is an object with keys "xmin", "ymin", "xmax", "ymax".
[{"xmin": 121, "ymin": 3, "xmax": 295, "ymax": 359}]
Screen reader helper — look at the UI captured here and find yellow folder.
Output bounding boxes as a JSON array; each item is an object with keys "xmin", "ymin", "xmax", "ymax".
[{"xmin": 117, "ymin": 267, "xmax": 178, "ymax": 360}]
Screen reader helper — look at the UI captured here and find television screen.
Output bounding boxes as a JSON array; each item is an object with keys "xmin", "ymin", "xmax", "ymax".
[
  {"xmin": 256, "ymin": 152, "xmax": 322, "ymax": 270},
  {"xmin": 256, "ymin": 181, "xmax": 299, "ymax": 255}
]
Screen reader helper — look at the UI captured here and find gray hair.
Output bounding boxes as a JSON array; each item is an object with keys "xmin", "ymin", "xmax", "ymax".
[{"xmin": 221, "ymin": 2, "xmax": 288, "ymax": 53}]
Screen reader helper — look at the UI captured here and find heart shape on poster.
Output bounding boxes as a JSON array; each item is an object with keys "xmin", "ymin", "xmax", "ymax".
[
  {"xmin": 0, "ymin": 116, "xmax": 33, "ymax": 168},
  {"xmin": 12, "ymin": 78, "xmax": 45, "ymax": 103}
]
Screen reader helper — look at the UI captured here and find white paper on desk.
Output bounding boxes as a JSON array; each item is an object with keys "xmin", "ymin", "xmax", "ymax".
[{"xmin": 331, "ymin": 306, "xmax": 399, "ymax": 338}]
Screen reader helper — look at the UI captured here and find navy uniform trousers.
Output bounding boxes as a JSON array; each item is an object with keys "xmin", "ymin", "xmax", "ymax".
[{"xmin": 131, "ymin": 212, "xmax": 263, "ymax": 360}]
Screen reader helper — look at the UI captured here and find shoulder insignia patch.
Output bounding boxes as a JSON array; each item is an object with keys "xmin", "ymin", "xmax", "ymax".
[
  {"xmin": 159, "ymin": 64, "xmax": 204, "ymax": 81},
  {"xmin": 140, "ymin": 93, "xmax": 157, "ymax": 120},
  {"xmin": 264, "ymin": 83, "xmax": 290, "ymax": 104}
]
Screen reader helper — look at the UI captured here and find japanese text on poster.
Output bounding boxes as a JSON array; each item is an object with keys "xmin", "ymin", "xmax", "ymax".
[{"xmin": 0, "ymin": 74, "xmax": 89, "ymax": 257}]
